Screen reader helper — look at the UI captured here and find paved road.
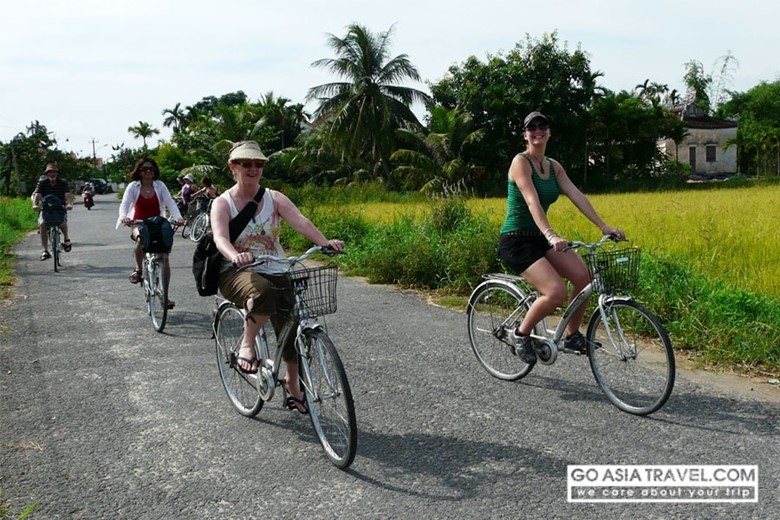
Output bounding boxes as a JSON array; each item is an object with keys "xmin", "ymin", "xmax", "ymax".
[{"xmin": 1, "ymin": 194, "xmax": 778, "ymax": 519}]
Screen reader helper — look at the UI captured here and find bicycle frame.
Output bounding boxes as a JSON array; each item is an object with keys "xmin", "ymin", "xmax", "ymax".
[{"xmin": 215, "ymin": 246, "xmax": 338, "ymax": 399}]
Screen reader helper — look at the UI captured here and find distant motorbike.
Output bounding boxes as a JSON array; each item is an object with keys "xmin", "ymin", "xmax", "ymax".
[{"xmin": 83, "ymin": 189, "xmax": 94, "ymax": 210}]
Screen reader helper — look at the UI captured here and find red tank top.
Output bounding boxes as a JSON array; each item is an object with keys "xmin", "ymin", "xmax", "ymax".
[{"xmin": 133, "ymin": 192, "xmax": 160, "ymax": 220}]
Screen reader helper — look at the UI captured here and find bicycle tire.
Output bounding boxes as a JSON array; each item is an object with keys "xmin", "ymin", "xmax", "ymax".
[
  {"xmin": 587, "ymin": 299, "xmax": 675, "ymax": 415},
  {"xmin": 467, "ymin": 280, "xmax": 536, "ymax": 380},
  {"xmin": 299, "ymin": 328, "xmax": 357, "ymax": 469},
  {"xmin": 181, "ymin": 217, "xmax": 193, "ymax": 239},
  {"xmin": 50, "ymin": 227, "xmax": 60, "ymax": 272},
  {"xmin": 147, "ymin": 256, "xmax": 168, "ymax": 332},
  {"xmin": 214, "ymin": 304, "xmax": 264, "ymax": 417},
  {"xmin": 191, "ymin": 213, "xmax": 208, "ymax": 242}
]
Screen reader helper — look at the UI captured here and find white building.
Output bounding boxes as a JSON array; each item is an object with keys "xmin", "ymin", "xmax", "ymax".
[{"xmin": 659, "ymin": 103, "xmax": 738, "ymax": 178}]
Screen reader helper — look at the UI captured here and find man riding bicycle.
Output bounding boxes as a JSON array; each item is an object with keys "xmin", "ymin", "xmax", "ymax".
[{"xmin": 32, "ymin": 163, "xmax": 73, "ymax": 260}]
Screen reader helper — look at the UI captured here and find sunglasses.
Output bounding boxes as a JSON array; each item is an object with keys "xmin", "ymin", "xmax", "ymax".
[
  {"xmin": 525, "ymin": 123, "xmax": 550, "ymax": 132},
  {"xmin": 140, "ymin": 166, "xmax": 155, "ymax": 172},
  {"xmin": 235, "ymin": 160, "xmax": 266, "ymax": 169}
]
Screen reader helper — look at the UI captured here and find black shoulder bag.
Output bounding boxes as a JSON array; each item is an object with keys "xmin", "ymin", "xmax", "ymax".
[{"xmin": 192, "ymin": 187, "xmax": 266, "ymax": 297}]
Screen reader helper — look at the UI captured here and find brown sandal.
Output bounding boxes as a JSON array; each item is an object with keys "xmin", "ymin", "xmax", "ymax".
[{"xmin": 129, "ymin": 269, "xmax": 142, "ymax": 284}]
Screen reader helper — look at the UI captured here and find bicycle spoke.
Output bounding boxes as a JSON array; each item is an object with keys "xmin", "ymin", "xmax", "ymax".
[
  {"xmin": 467, "ymin": 281, "xmax": 535, "ymax": 380},
  {"xmin": 301, "ymin": 329, "xmax": 356, "ymax": 469},
  {"xmin": 587, "ymin": 300, "xmax": 675, "ymax": 415},
  {"xmin": 214, "ymin": 305, "xmax": 263, "ymax": 417}
]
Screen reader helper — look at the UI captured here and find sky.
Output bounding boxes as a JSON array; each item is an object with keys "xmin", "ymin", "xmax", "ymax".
[{"xmin": 1, "ymin": 0, "xmax": 778, "ymax": 161}]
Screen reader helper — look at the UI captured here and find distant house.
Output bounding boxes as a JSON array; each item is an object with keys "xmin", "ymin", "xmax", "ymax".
[{"xmin": 659, "ymin": 103, "xmax": 738, "ymax": 177}]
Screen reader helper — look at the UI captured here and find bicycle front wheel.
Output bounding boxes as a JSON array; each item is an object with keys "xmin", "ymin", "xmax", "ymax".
[
  {"xmin": 147, "ymin": 257, "xmax": 168, "ymax": 332},
  {"xmin": 467, "ymin": 281, "xmax": 535, "ymax": 380},
  {"xmin": 191, "ymin": 213, "xmax": 208, "ymax": 242},
  {"xmin": 214, "ymin": 304, "xmax": 264, "ymax": 417},
  {"xmin": 587, "ymin": 299, "xmax": 675, "ymax": 415},
  {"xmin": 50, "ymin": 227, "xmax": 60, "ymax": 272},
  {"xmin": 300, "ymin": 329, "xmax": 357, "ymax": 469}
]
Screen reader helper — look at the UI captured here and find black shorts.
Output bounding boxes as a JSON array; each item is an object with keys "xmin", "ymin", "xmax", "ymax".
[{"xmin": 498, "ymin": 231, "xmax": 551, "ymax": 274}]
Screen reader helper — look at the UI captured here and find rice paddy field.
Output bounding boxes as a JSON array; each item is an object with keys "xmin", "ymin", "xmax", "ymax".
[{"xmin": 345, "ymin": 184, "xmax": 780, "ymax": 300}]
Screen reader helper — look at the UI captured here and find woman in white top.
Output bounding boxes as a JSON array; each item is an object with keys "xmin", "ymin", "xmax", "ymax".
[
  {"xmin": 117, "ymin": 158, "xmax": 183, "ymax": 304},
  {"xmin": 211, "ymin": 141, "xmax": 344, "ymax": 414}
]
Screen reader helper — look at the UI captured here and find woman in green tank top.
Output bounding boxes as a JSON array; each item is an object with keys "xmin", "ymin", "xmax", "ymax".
[{"xmin": 498, "ymin": 112, "xmax": 625, "ymax": 364}]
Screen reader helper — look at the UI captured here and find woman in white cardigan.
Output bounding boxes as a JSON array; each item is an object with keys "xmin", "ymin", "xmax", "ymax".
[{"xmin": 117, "ymin": 158, "xmax": 183, "ymax": 307}]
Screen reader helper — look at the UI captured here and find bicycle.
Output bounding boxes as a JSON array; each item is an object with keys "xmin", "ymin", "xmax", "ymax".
[
  {"xmin": 189, "ymin": 198, "xmax": 213, "ymax": 242},
  {"xmin": 467, "ymin": 235, "xmax": 675, "ymax": 416},
  {"xmin": 37, "ymin": 195, "xmax": 69, "ymax": 273},
  {"xmin": 179, "ymin": 200, "xmax": 199, "ymax": 239},
  {"xmin": 212, "ymin": 245, "xmax": 357, "ymax": 468},
  {"xmin": 130, "ymin": 218, "xmax": 174, "ymax": 333}
]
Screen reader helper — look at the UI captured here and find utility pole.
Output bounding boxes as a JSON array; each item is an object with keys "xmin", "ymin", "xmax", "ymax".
[{"xmin": 90, "ymin": 138, "xmax": 99, "ymax": 167}]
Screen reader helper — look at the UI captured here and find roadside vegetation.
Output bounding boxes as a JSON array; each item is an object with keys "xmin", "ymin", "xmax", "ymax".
[{"xmin": 278, "ymin": 180, "xmax": 780, "ymax": 375}]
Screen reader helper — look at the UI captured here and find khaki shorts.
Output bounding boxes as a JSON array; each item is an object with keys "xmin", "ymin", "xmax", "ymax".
[{"xmin": 219, "ymin": 267, "xmax": 297, "ymax": 360}]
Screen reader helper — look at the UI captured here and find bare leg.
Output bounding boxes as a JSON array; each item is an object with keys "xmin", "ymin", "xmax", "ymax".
[
  {"xmin": 544, "ymin": 250, "xmax": 591, "ymax": 334},
  {"xmin": 237, "ymin": 297, "xmax": 268, "ymax": 372},
  {"xmin": 517, "ymin": 257, "xmax": 568, "ymax": 335},
  {"xmin": 39, "ymin": 223, "xmax": 49, "ymax": 251}
]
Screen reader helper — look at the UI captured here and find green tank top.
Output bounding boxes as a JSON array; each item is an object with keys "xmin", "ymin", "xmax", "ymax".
[{"xmin": 500, "ymin": 153, "xmax": 559, "ymax": 234}]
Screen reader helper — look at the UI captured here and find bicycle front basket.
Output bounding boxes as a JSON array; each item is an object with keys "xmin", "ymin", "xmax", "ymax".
[
  {"xmin": 584, "ymin": 247, "xmax": 641, "ymax": 294},
  {"xmin": 288, "ymin": 263, "xmax": 339, "ymax": 318}
]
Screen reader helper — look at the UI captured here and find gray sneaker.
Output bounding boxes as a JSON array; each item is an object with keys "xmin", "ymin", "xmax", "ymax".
[
  {"xmin": 509, "ymin": 329, "xmax": 537, "ymax": 364},
  {"xmin": 563, "ymin": 331, "xmax": 587, "ymax": 354}
]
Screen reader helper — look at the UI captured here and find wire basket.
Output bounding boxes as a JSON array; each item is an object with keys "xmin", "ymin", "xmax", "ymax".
[
  {"xmin": 584, "ymin": 247, "xmax": 641, "ymax": 294},
  {"xmin": 287, "ymin": 263, "xmax": 339, "ymax": 318}
]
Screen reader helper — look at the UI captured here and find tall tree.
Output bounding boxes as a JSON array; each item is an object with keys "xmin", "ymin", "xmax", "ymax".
[
  {"xmin": 127, "ymin": 121, "xmax": 160, "ymax": 149},
  {"xmin": 429, "ymin": 32, "xmax": 603, "ymax": 188},
  {"xmin": 307, "ymin": 23, "xmax": 431, "ymax": 187},
  {"xmin": 719, "ymin": 80, "xmax": 780, "ymax": 176},
  {"xmin": 161, "ymin": 102, "xmax": 186, "ymax": 134}
]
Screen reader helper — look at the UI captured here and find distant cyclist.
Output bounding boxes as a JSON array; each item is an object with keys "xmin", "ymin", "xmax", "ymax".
[{"xmin": 32, "ymin": 163, "xmax": 73, "ymax": 260}]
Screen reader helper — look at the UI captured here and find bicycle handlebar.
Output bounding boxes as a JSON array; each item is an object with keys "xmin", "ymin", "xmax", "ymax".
[
  {"xmin": 236, "ymin": 245, "xmax": 345, "ymax": 271},
  {"xmin": 126, "ymin": 217, "xmax": 178, "ymax": 226},
  {"xmin": 565, "ymin": 234, "xmax": 627, "ymax": 253}
]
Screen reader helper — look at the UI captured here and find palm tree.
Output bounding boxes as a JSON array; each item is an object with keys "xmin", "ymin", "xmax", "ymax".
[
  {"xmin": 127, "ymin": 121, "xmax": 160, "ymax": 148},
  {"xmin": 307, "ymin": 23, "xmax": 431, "ymax": 187},
  {"xmin": 258, "ymin": 91, "xmax": 310, "ymax": 150},
  {"xmin": 391, "ymin": 106, "xmax": 484, "ymax": 193},
  {"xmin": 161, "ymin": 102, "xmax": 186, "ymax": 134}
]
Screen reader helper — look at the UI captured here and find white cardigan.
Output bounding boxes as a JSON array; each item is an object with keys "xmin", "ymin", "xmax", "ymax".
[{"xmin": 115, "ymin": 180, "xmax": 183, "ymax": 229}]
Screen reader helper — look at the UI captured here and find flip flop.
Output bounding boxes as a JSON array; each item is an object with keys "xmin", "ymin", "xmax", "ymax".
[
  {"xmin": 236, "ymin": 356, "xmax": 259, "ymax": 374},
  {"xmin": 40, "ymin": 250, "xmax": 51, "ymax": 261},
  {"xmin": 285, "ymin": 395, "xmax": 309, "ymax": 415},
  {"xmin": 63, "ymin": 239, "xmax": 72, "ymax": 252}
]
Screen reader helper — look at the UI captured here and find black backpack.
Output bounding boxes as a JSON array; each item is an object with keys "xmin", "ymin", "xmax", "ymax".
[
  {"xmin": 140, "ymin": 216, "xmax": 174, "ymax": 254},
  {"xmin": 192, "ymin": 188, "xmax": 265, "ymax": 297},
  {"xmin": 41, "ymin": 195, "xmax": 66, "ymax": 226}
]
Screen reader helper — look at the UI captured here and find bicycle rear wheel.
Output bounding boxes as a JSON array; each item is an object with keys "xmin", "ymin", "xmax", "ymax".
[
  {"xmin": 299, "ymin": 328, "xmax": 357, "ymax": 469},
  {"xmin": 147, "ymin": 256, "xmax": 168, "ymax": 332},
  {"xmin": 587, "ymin": 299, "xmax": 675, "ymax": 415},
  {"xmin": 214, "ymin": 304, "xmax": 264, "ymax": 417},
  {"xmin": 467, "ymin": 281, "xmax": 535, "ymax": 380},
  {"xmin": 181, "ymin": 217, "xmax": 193, "ymax": 239},
  {"xmin": 191, "ymin": 213, "xmax": 209, "ymax": 242}
]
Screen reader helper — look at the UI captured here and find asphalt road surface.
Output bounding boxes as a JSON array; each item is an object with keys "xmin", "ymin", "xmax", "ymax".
[{"xmin": 1, "ymin": 194, "xmax": 778, "ymax": 519}]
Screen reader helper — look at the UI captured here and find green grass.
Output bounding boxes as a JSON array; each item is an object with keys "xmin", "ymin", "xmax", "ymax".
[{"xmin": 0, "ymin": 198, "xmax": 39, "ymax": 299}]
